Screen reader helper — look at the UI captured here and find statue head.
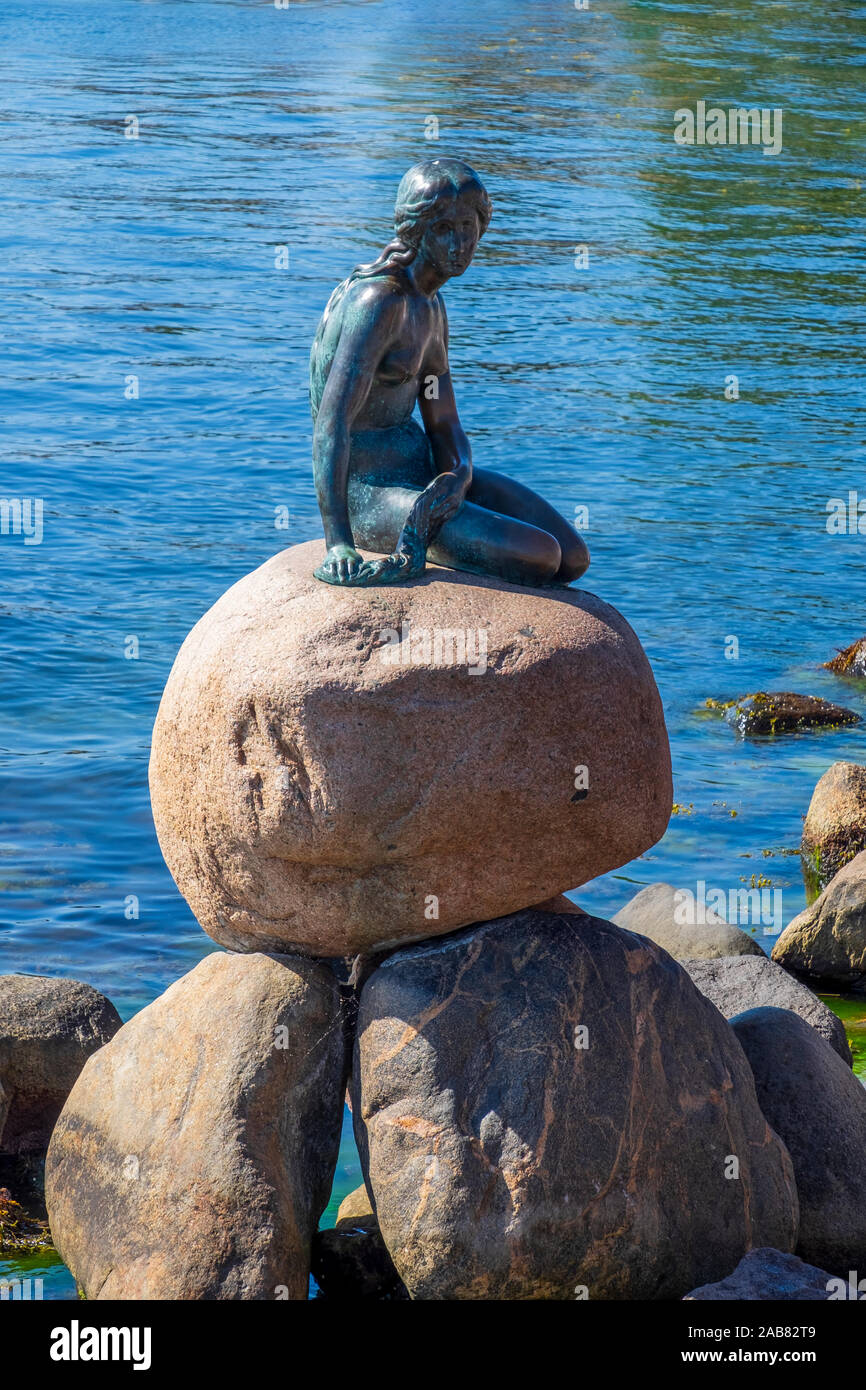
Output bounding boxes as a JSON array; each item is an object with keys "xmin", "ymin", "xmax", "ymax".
[
  {"xmin": 393, "ymin": 158, "xmax": 492, "ymax": 276},
  {"xmin": 352, "ymin": 158, "xmax": 492, "ymax": 285}
]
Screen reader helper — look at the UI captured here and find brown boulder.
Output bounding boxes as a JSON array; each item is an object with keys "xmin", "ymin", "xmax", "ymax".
[
  {"xmin": 613, "ymin": 881, "xmax": 764, "ymax": 959},
  {"xmin": 149, "ymin": 540, "xmax": 671, "ymax": 957},
  {"xmin": 772, "ymin": 850, "xmax": 866, "ymax": 989},
  {"xmin": 801, "ymin": 761, "xmax": 866, "ymax": 892},
  {"xmin": 0, "ymin": 975, "xmax": 121, "ymax": 1156},
  {"xmin": 45, "ymin": 952, "xmax": 346, "ymax": 1299},
  {"xmin": 336, "ymin": 1183, "xmax": 373, "ymax": 1224},
  {"xmin": 531, "ymin": 894, "xmax": 586, "ymax": 915}
]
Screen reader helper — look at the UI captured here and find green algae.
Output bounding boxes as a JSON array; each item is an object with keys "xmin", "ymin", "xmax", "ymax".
[
  {"xmin": 0, "ymin": 1188, "xmax": 52, "ymax": 1255},
  {"xmin": 820, "ymin": 993, "xmax": 866, "ymax": 1079}
]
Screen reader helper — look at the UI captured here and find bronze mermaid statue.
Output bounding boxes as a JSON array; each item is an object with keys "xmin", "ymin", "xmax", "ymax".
[{"xmin": 310, "ymin": 157, "xmax": 589, "ymax": 588}]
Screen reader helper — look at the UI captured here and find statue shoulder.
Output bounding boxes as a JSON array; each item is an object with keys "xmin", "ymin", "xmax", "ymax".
[
  {"xmin": 341, "ymin": 273, "xmax": 408, "ymax": 326},
  {"xmin": 309, "ymin": 272, "xmax": 407, "ymax": 418}
]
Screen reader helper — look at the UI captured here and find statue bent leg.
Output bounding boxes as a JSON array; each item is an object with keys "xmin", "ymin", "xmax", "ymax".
[{"xmin": 347, "ymin": 468, "xmax": 589, "ymax": 588}]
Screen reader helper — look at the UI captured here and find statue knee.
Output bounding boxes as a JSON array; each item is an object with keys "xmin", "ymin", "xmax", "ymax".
[
  {"xmin": 557, "ymin": 532, "xmax": 590, "ymax": 583},
  {"xmin": 524, "ymin": 530, "xmax": 561, "ymax": 585}
]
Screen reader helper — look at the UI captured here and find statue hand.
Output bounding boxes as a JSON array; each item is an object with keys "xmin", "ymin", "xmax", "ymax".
[
  {"xmin": 353, "ymin": 551, "xmax": 418, "ymax": 586},
  {"xmin": 314, "ymin": 543, "xmax": 365, "ymax": 585},
  {"xmin": 428, "ymin": 472, "xmax": 466, "ymax": 527}
]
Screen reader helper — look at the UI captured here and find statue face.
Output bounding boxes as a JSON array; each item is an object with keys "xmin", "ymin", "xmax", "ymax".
[{"xmin": 418, "ymin": 196, "xmax": 481, "ymax": 279}]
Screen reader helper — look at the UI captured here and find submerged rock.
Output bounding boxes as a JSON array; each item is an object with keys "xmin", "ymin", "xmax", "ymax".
[
  {"xmin": 149, "ymin": 539, "xmax": 671, "ymax": 958},
  {"xmin": 45, "ymin": 952, "xmax": 346, "ymax": 1300},
  {"xmin": 730, "ymin": 1006, "xmax": 866, "ymax": 1275},
  {"xmin": 352, "ymin": 908, "xmax": 798, "ymax": 1300},
  {"xmin": 711, "ymin": 692, "xmax": 860, "ymax": 737},
  {"xmin": 613, "ymin": 881, "xmax": 763, "ymax": 959},
  {"xmin": 800, "ymin": 761, "xmax": 866, "ymax": 893},
  {"xmin": 825, "ymin": 637, "xmax": 866, "ymax": 679},
  {"xmin": 684, "ymin": 1248, "xmax": 832, "ymax": 1301},
  {"xmin": 0, "ymin": 975, "xmax": 121, "ymax": 1157},
  {"xmin": 772, "ymin": 850, "xmax": 866, "ymax": 990},
  {"xmin": 683, "ymin": 955, "xmax": 851, "ymax": 1064}
]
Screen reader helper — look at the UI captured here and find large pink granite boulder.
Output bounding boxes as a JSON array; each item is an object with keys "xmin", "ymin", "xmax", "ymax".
[{"xmin": 149, "ymin": 540, "xmax": 671, "ymax": 957}]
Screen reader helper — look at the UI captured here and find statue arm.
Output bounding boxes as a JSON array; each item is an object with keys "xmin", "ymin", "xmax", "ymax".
[
  {"xmin": 419, "ymin": 297, "xmax": 471, "ymax": 504},
  {"xmin": 347, "ymin": 372, "xmax": 470, "ymax": 587},
  {"xmin": 313, "ymin": 293, "xmax": 400, "ymax": 550},
  {"xmin": 370, "ymin": 367, "xmax": 468, "ymax": 582},
  {"xmin": 419, "ymin": 370, "xmax": 472, "ymax": 494}
]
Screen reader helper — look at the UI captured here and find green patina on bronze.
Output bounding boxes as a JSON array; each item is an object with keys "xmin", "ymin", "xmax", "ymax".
[{"xmin": 309, "ymin": 158, "xmax": 589, "ymax": 589}]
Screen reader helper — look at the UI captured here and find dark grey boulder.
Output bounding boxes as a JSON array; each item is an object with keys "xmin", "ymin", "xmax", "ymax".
[
  {"xmin": 683, "ymin": 955, "xmax": 851, "ymax": 1064},
  {"xmin": 720, "ymin": 692, "xmax": 860, "ymax": 737},
  {"xmin": 0, "ymin": 1077, "xmax": 8, "ymax": 1150},
  {"xmin": 730, "ymin": 1006, "xmax": 866, "ymax": 1275},
  {"xmin": 0, "ymin": 974, "xmax": 121, "ymax": 1156},
  {"xmin": 353, "ymin": 909, "xmax": 799, "ymax": 1300},
  {"xmin": 312, "ymin": 1187, "xmax": 408, "ymax": 1301},
  {"xmin": 684, "ymin": 1248, "xmax": 833, "ymax": 1300}
]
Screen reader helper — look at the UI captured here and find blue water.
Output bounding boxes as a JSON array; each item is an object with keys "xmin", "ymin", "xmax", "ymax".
[{"xmin": 2, "ymin": 0, "xmax": 865, "ymax": 1295}]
